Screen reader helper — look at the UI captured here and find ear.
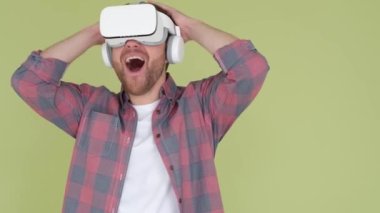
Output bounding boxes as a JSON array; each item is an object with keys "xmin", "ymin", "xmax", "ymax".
[
  {"xmin": 166, "ymin": 35, "xmax": 184, "ymax": 64},
  {"xmin": 101, "ymin": 43, "xmax": 113, "ymax": 68}
]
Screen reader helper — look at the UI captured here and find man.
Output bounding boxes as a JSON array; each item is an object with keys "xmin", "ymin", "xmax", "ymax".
[{"xmin": 11, "ymin": 1, "xmax": 269, "ymax": 213}]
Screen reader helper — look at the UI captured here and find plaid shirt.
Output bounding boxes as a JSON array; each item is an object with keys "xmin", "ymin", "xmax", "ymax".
[{"xmin": 12, "ymin": 40, "xmax": 269, "ymax": 213}]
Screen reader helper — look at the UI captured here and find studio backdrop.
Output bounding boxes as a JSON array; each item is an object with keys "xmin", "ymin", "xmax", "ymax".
[{"xmin": 1, "ymin": 0, "xmax": 379, "ymax": 212}]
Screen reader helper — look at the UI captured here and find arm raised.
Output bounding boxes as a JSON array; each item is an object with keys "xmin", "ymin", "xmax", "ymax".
[{"xmin": 41, "ymin": 23, "xmax": 104, "ymax": 63}]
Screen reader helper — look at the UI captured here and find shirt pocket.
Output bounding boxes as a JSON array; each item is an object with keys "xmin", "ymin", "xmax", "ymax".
[{"xmin": 76, "ymin": 110, "xmax": 119, "ymax": 157}]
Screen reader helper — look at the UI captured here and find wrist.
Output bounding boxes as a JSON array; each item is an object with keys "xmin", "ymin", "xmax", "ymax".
[
  {"xmin": 183, "ymin": 18, "xmax": 202, "ymax": 42},
  {"xmin": 84, "ymin": 23, "xmax": 104, "ymax": 46}
]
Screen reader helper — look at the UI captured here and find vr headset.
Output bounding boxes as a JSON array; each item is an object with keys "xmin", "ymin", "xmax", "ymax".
[{"xmin": 100, "ymin": 3, "xmax": 185, "ymax": 67}]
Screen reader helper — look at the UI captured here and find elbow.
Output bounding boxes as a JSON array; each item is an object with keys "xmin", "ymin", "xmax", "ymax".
[
  {"xmin": 247, "ymin": 52, "xmax": 270, "ymax": 96},
  {"xmin": 263, "ymin": 56, "xmax": 270, "ymax": 73},
  {"xmin": 255, "ymin": 51, "xmax": 270, "ymax": 75},
  {"xmin": 10, "ymin": 66, "xmax": 34, "ymax": 98},
  {"xmin": 10, "ymin": 70, "xmax": 21, "ymax": 94}
]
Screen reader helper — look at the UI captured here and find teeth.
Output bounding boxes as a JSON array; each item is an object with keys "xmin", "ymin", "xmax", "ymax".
[{"xmin": 126, "ymin": 56, "xmax": 145, "ymax": 63}]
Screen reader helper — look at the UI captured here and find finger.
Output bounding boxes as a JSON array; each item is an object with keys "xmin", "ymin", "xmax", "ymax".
[{"xmin": 149, "ymin": 1, "xmax": 175, "ymax": 13}]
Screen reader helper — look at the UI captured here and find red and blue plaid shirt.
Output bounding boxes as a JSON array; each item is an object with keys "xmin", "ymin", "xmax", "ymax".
[{"xmin": 12, "ymin": 40, "xmax": 269, "ymax": 213}]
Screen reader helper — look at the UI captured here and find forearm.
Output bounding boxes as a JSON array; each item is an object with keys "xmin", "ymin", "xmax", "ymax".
[
  {"xmin": 184, "ymin": 19, "xmax": 238, "ymax": 55},
  {"xmin": 41, "ymin": 24, "xmax": 103, "ymax": 63}
]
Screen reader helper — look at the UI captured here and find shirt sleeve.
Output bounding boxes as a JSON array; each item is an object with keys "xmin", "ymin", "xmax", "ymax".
[
  {"xmin": 11, "ymin": 51, "xmax": 95, "ymax": 138},
  {"xmin": 197, "ymin": 40, "xmax": 270, "ymax": 144}
]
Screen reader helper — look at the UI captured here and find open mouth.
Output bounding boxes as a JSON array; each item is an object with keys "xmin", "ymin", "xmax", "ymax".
[{"xmin": 126, "ymin": 56, "xmax": 145, "ymax": 72}]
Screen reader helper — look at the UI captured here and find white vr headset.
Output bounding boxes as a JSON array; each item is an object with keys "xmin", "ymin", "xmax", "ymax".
[{"xmin": 100, "ymin": 3, "xmax": 185, "ymax": 67}]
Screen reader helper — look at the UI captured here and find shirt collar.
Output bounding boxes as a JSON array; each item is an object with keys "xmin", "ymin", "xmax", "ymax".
[
  {"xmin": 119, "ymin": 73, "xmax": 178, "ymax": 109},
  {"xmin": 160, "ymin": 73, "xmax": 177, "ymax": 101}
]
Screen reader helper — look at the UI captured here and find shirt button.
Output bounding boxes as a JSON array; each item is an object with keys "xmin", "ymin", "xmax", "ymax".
[
  {"xmin": 169, "ymin": 165, "xmax": 174, "ymax": 171},
  {"xmin": 156, "ymin": 133, "xmax": 161, "ymax": 138},
  {"xmin": 156, "ymin": 109, "xmax": 161, "ymax": 114},
  {"xmin": 178, "ymin": 198, "xmax": 182, "ymax": 203},
  {"xmin": 125, "ymin": 137, "xmax": 130, "ymax": 144},
  {"xmin": 119, "ymin": 173, "xmax": 123, "ymax": 180}
]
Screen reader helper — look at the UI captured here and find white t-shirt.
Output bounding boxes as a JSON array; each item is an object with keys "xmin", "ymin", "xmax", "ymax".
[{"xmin": 117, "ymin": 100, "xmax": 180, "ymax": 213}]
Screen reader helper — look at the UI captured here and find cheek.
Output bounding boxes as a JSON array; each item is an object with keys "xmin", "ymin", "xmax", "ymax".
[
  {"xmin": 149, "ymin": 49, "xmax": 166, "ymax": 66},
  {"xmin": 147, "ymin": 44, "xmax": 167, "ymax": 62},
  {"xmin": 111, "ymin": 48, "xmax": 123, "ymax": 70},
  {"xmin": 111, "ymin": 47, "xmax": 122, "ymax": 61},
  {"xmin": 148, "ymin": 54, "xmax": 166, "ymax": 71}
]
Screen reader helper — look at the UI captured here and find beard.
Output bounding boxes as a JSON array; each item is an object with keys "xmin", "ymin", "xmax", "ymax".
[
  {"xmin": 121, "ymin": 59, "xmax": 166, "ymax": 97},
  {"xmin": 111, "ymin": 42, "xmax": 167, "ymax": 99},
  {"xmin": 123, "ymin": 66, "xmax": 164, "ymax": 96}
]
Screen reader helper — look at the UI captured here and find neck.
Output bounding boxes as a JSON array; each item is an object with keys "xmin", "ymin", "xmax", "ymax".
[
  {"xmin": 128, "ymin": 72, "xmax": 166, "ymax": 105},
  {"xmin": 129, "ymin": 92, "xmax": 159, "ymax": 105}
]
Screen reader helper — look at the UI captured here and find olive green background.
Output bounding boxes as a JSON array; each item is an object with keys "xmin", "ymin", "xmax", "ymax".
[{"xmin": 1, "ymin": 0, "xmax": 379, "ymax": 212}]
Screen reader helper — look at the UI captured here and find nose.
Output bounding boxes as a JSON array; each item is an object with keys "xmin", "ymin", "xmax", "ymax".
[{"xmin": 125, "ymin": 39, "xmax": 142, "ymax": 49}]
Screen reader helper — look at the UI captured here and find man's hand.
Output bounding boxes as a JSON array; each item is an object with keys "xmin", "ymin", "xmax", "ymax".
[
  {"xmin": 148, "ymin": 1, "xmax": 193, "ymax": 42},
  {"xmin": 149, "ymin": 1, "xmax": 238, "ymax": 54}
]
